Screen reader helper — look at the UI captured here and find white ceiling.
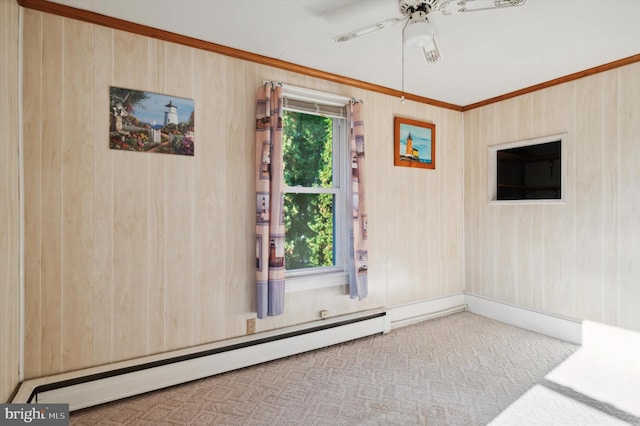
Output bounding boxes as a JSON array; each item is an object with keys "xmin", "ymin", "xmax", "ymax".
[{"xmin": 48, "ymin": 0, "xmax": 640, "ymax": 107}]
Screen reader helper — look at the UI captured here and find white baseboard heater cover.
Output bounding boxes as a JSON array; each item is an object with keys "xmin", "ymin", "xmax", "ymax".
[
  {"xmin": 14, "ymin": 292, "xmax": 577, "ymax": 411},
  {"xmin": 19, "ymin": 312, "xmax": 386, "ymax": 411}
]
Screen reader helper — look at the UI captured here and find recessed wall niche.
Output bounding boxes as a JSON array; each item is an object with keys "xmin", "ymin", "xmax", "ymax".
[{"xmin": 488, "ymin": 133, "xmax": 567, "ymax": 203}]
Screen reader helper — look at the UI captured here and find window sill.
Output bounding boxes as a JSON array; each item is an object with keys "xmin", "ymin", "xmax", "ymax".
[
  {"xmin": 285, "ymin": 270, "xmax": 348, "ymax": 293},
  {"xmin": 489, "ymin": 199, "xmax": 566, "ymax": 205}
]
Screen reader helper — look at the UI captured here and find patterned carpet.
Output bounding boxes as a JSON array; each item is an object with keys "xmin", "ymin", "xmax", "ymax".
[{"xmin": 70, "ymin": 312, "xmax": 580, "ymax": 425}]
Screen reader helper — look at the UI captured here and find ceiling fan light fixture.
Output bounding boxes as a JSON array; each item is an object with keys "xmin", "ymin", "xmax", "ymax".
[
  {"xmin": 422, "ymin": 35, "xmax": 441, "ymax": 63},
  {"xmin": 403, "ymin": 11, "xmax": 434, "ymax": 48}
]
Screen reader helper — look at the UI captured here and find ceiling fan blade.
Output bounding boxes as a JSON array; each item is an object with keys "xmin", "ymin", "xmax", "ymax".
[
  {"xmin": 437, "ymin": 0, "xmax": 526, "ymax": 15},
  {"xmin": 333, "ymin": 18, "xmax": 401, "ymax": 43}
]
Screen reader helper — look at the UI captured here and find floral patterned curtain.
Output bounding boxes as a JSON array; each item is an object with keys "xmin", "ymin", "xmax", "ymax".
[
  {"xmin": 255, "ymin": 84, "xmax": 285, "ymax": 318},
  {"xmin": 349, "ymin": 101, "xmax": 368, "ymax": 300}
]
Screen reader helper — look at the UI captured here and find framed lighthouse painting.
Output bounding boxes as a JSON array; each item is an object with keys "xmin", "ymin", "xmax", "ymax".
[
  {"xmin": 109, "ymin": 86, "xmax": 195, "ymax": 156},
  {"xmin": 394, "ymin": 116, "xmax": 435, "ymax": 169}
]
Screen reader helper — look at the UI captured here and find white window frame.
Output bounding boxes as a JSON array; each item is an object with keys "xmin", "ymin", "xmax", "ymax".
[
  {"xmin": 277, "ymin": 83, "xmax": 352, "ymax": 293},
  {"xmin": 488, "ymin": 132, "xmax": 567, "ymax": 205}
]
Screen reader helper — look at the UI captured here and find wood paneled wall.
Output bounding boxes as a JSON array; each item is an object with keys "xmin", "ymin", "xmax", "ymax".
[
  {"xmin": 1, "ymin": 0, "xmax": 21, "ymax": 402},
  {"xmin": 22, "ymin": 10, "xmax": 464, "ymax": 378},
  {"xmin": 14, "ymin": 2, "xmax": 640, "ymax": 386},
  {"xmin": 464, "ymin": 63, "xmax": 640, "ymax": 332}
]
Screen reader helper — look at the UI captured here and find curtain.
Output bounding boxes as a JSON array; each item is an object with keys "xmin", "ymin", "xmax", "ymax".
[
  {"xmin": 255, "ymin": 83, "xmax": 285, "ymax": 318},
  {"xmin": 348, "ymin": 101, "xmax": 368, "ymax": 300}
]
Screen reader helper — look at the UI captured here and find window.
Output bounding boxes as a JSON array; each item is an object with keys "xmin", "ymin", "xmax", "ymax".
[
  {"xmin": 280, "ymin": 86, "xmax": 351, "ymax": 292},
  {"xmin": 488, "ymin": 133, "xmax": 567, "ymax": 204}
]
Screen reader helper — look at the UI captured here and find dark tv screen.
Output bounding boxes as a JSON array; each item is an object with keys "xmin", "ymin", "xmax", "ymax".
[{"xmin": 497, "ymin": 141, "xmax": 561, "ymax": 200}]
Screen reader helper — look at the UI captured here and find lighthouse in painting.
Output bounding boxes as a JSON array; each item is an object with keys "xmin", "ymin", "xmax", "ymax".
[
  {"xmin": 405, "ymin": 131, "xmax": 413, "ymax": 156},
  {"xmin": 164, "ymin": 100, "xmax": 178, "ymax": 126},
  {"xmin": 402, "ymin": 130, "xmax": 420, "ymax": 160}
]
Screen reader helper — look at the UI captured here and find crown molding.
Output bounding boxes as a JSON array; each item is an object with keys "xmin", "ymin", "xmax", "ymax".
[
  {"xmin": 16, "ymin": 0, "xmax": 462, "ymax": 111},
  {"xmin": 462, "ymin": 54, "xmax": 640, "ymax": 111},
  {"xmin": 15, "ymin": 0, "xmax": 640, "ymax": 112}
]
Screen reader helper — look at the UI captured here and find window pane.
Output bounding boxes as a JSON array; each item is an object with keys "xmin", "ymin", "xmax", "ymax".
[
  {"xmin": 282, "ymin": 111, "xmax": 333, "ymax": 188},
  {"xmin": 284, "ymin": 192, "xmax": 335, "ymax": 270}
]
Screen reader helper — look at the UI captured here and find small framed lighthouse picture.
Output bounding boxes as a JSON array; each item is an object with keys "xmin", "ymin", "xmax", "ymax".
[
  {"xmin": 394, "ymin": 116, "xmax": 435, "ymax": 169},
  {"xmin": 109, "ymin": 86, "xmax": 195, "ymax": 156}
]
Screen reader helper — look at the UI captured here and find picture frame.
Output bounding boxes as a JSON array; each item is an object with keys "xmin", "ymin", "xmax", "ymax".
[
  {"xmin": 109, "ymin": 86, "xmax": 195, "ymax": 156},
  {"xmin": 394, "ymin": 116, "xmax": 435, "ymax": 169}
]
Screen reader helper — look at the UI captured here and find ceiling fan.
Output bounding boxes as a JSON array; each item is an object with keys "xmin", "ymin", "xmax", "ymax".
[{"xmin": 333, "ymin": 0, "xmax": 527, "ymax": 64}]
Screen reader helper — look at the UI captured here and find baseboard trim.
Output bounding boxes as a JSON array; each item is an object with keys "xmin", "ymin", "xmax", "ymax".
[
  {"xmin": 12, "ymin": 293, "xmax": 583, "ymax": 411},
  {"xmin": 464, "ymin": 293, "xmax": 582, "ymax": 344},
  {"xmin": 13, "ymin": 310, "xmax": 386, "ymax": 411},
  {"xmin": 11, "ymin": 295, "xmax": 468, "ymax": 410},
  {"xmin": 385, "ymin": 293, "xmax": 467, "ymax": 331}
]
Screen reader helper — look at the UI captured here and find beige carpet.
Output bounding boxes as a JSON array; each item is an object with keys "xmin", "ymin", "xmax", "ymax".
[{"xmin": 70, "ymin": 312, "xmax": 580, "ymax": 425}]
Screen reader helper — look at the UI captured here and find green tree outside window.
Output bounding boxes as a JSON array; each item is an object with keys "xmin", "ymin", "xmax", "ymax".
[{"xmin": 282, "ymin": 111, "xmax": 335, "ymax": 270}]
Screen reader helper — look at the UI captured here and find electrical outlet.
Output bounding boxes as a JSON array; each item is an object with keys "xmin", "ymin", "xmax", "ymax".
[
  {"xmin": 319, "ymin": 310, "xmax": 329, "ymax": 319},
  {"xmin": 246, "ymin": 318, "xmax": 256, "ymax": 334}
]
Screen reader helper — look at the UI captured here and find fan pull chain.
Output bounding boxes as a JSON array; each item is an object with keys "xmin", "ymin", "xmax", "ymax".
[{"xmin": 401, "ymin": 19, "xmax": 409, "ymax": 104}]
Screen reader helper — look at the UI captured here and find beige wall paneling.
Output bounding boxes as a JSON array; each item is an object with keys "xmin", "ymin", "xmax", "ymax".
[
  {"xmin": 22, "ymin": 9, "xmax": 43, "ymax": 380},
  {"xmin": 21, "ymin": 9, "xmax": 466, "ymax": 378},
  {"xmin": 465, "ymin": 65, "xmax": 640, "ymax": 332},
  {"xmin": 424, "ymin": 106, "xmax": 444, "ymax": 298},
  {"xmin": 618, "ymin": 63, "xmax": 640, "ymax": 330},
  {"xmin": 386, "ymin": 101, "xmax": 425, "ymax": 305},
  {"xmin": 191, "ymin": 48, "xmax": 227, "ymax": 344},
  {"xmin": 92, "ymin": 25, "xmax": 114, "ymax": 367},
  {"xmin": 381, "ymin": 102, "xmax": 411, "ymax": 305},
  {"xmin": 39, "ymin": 13, "xmax": 64, "ymax": 376},
  {"xmin": 16, "ymin": 3, "xmax": 640, "ymax": 391},
  {"xmin": 380, "ymin": 99, "xmax": 464, "ymax": 306},
  {"xmin": 530, "ymin": 92, "xmax": 546, "ymax": 311},
  {"xmin": 111, "ymin": 31, "xmax": 153, "ymax": 362},
  {"xmin": 223, "ymin": 57, "xmax": 254, "ymax": 335},
  {"xmin": 61, "ymin": 17, "xmax": 95, "ymax": 373},
  {"xmin": 494, "ymin": 98, "xmax": 518, "ymax": 305},
  {"xmin": 541, "ymin": 83, "xmax": 576, "ymax": 319},
  {"xmin": 1, "ymin": 0, "xmax": 21, "ymax": 402},
  {"xmin": 400, "ymin": 101, "xmax": 424, "ymax": 302},
  {"xmin": 440, "ymin": 108, "xmax": 464, "ymax": 297},
  {"xmin": 516, "ymin": 92, "xmax": 545, "ymax": 310},
  {"xmin": 428, "ymin": 105, "xmax": 461, "ymax": 299},
  {"xmin": 162, "ymin": 42, "xmax": 195, "ymax": 350},
  {"xmin": 145, "ymin": 38, "xmax": 167, "ymax": 355},
  {"xmin": 463, "ymin": 108, "xmax": 480, "ymax": 295},
  {"xmin": 573, "ymin": 74, "xmax": 605, "ymax": 323},
  {"xmin": 403, "ymin": 101, "xmax": 421, "ymax": 302},
  {"xmin": 477, "ymin": 104, "xmax": 497, "ymax": 299},
  {"xmin": 145, "ymin": 152, "xmax": 167, "ymax": 356},
  {"xmin": 600, "ymin": 69, "xmax": 620, "ymax": 327}
]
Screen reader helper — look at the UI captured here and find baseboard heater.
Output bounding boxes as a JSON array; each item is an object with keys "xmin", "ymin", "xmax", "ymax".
[{"xmin": 14, "ymin": 311, "xmax": 386, "ymax": 411}]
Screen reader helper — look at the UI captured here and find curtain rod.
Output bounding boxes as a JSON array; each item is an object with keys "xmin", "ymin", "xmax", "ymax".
[{"xmin": 262, "ymin": 80, "xmax": 355, "ymax": 107}]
